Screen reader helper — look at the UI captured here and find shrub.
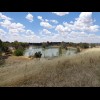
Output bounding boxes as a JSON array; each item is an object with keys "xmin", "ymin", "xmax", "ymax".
[
  {"xmin": 14, "ymin": 49, "xmax": 24, "ymax": 56},
  {"xmin": 83, "ymin": 43, "xmax": 89, "ymax": 49},
  {"xmin": 91, "ymin": 44, "xmax": 96, "ymax": 48},
  {"xmin": 79, "ymin": 43, "xmax": 89, "ymax": 49},
  {"xmin": 34, "ymin": 51, "xmax": 42, "ymax": 58},
  {"xmin": 76, "ymin": 47, "xmax": 80, "ymax": 53},
  {"xmin": 12, "ymin": 41, "xmax": 28, "ymax": 50},
  {"xmin": 0, "ymin": 40, "xmax": 12, "ymax": 55},
  {"xmin": 42, "ymin": 42, "xmax": 47, "ymax": 49}
]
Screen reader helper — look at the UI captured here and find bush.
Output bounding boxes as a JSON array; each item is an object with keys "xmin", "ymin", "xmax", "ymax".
[
  {"xmin": 42, "ymin": 42, "xmax": 47, "ymax": 49},
  {"xmin": 79, "ymin": 43, "xmax": 89, "ymax": 49},
  {"xmin": 14, "ymin": 49, "xmax": 24, "ymax": 56},
  {"xmin": 34, "ymin": 51, "xmax": 42, "ymax": 58},
  {"xmin": 76, "ymin": 47, "xmax": 80, "ymax": 53},
  {"xmin": 83, "ymin": 43, "xmax": 89, "ymax": 49},
  {"xmin": 91, "ymin": 44, "xmax": 96, "ymax": 48}
]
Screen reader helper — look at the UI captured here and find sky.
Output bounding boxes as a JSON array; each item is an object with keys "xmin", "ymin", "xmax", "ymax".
[{"xmin": 0, "ymin": 12, "xmax": 100, "ymax": 43}]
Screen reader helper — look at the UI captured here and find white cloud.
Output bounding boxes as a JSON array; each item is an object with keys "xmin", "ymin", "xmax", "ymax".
[
  {"xmin": 42, "ymin": 29, "xmax": 51, "ymax": 34},
  {"xmin": 55, "ymin": 25, "xmax": 65, "ymax": 32},
  {"xmin": 26, "ymin": 30, "xmax": 34, "ymax": 35},
  {"xmin": 52, "ymin": 12, "xmax": 69, "ymax": 16},
  {"xmin": 9, "ymin": 29, "xmax": 19, "ymax": 34},
  {"xmin": 89, "ymin": 25, "xmax": 99, "ymax": 32},
  {"xmin": 40, "ymin": 21, "xmax": 53, "ymax": 29},
  {"xmin": 38, "ymin": 16, "xmax": 58, "ymax": 30},
  {"xmin": 0, "ymin": 19, "xmax": 25, "ymax": 34},
  {"xmin": 50, "ymin": 31, "xmax": 100, "ymax": 43},
  {"xmin": 22, "ymin": 34, "xmax": 41, "ymax": 43},
  {"xmin": 9, "ymin": 23, "xmax": 25, "ymax": 30},
  {"xmin": 0, "ymin": 13, "xmax": 41, "ymax": 42},
  {"xmin": 74, "ymin": 12, "xmax": 99, "ymax": 32},
  {"xmin": 37, "ymin": 16, "xmax": 44, "ymax": 21},
  {"xmin": 26, "ymin": 13, "xmax": 33, "ymax": 22},
  {"xmin": 39, "ymin": 29, "xmax": 53, "ymax": 38},
  {"xmin": 0, "ymin": 12, "xmax": 12, "ymax": 20},
  {"xmin": 69, "ymin": 31, "xmax": 88, "ymax": 38},
  {"xmin": 54, "ymin": 12, "xmax": 100, "ymax": 43},
  {"xmin": 55, "ymin": 24, "xmax": 71, "ymax": 35},
  {"xmin": 0, "ymin": 12, "xmax": 100, "ymax": 43},
  {"xmin": 50, "ymin": 20, "xmax": 58, "ymax": 24},
  {"xmin": 55, "ymin": 12, "xmax": 100, "ymax": 36},
  {"xmin": 38, "ymin": 16, "xmax": 49, "ymax": 22},
  {"xmin": 0, "ymin": 19, "xmax": 11, "ymax": 28},
  {"xmin": 45, "ymin": 19, "xmax": 49, "ymax": 22},
  {"xmin": 0, "ymin": 29, "xmax": 6, "ymax": 35},
  {"xmin": 37, "ymin": 15, "xmax": 58, "ymax": 25}
]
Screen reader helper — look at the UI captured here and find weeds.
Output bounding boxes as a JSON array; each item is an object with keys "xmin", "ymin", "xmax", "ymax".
[{"xmin": 0, "ymin": 48, "xmax": 100, "ymax": 87}]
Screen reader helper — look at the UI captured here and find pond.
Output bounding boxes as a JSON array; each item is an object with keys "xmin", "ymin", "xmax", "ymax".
[{"xmin": 24, "ymin": 46, "xmax": 77, "ymax": 58}]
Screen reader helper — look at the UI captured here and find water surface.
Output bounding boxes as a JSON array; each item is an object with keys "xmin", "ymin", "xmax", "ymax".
[{"xmin": 24, "ymin": 46, "xmax": 77, "ymax": 58}]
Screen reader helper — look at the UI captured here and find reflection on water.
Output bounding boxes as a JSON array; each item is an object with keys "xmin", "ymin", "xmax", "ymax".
[{"xmin": 24, "ymin": 46, "xmax": 77, "ymax": 58}]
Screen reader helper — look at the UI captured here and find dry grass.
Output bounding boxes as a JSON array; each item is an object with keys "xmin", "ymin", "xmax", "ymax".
[{"xmin": 0, "ymin": 48, "xmax": 100, "ymax": 87}]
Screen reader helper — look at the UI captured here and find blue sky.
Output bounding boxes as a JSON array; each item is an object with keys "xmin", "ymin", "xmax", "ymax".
[{"xmin": 0, "ymin": 12, "xmax": 100, "ymax": 43}]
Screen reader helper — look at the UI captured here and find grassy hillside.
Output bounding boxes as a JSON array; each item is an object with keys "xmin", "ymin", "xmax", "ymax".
[{"xmin": 0, "ymin": 48, "xmax": 100, "ymax": 87}]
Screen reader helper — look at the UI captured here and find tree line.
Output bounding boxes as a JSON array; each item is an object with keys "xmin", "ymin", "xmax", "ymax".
[{"xmin": 0, "ymin": 39, "xmax": 96, "ymax": 56}]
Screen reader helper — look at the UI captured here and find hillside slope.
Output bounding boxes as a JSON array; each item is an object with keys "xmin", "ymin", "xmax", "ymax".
[{"xmin": 0, "ymin": 48, "xmax": 100, "ymax": 87}]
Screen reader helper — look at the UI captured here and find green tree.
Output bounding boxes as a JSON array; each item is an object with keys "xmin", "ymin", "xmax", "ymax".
[
  {"xmin": 12, "ymin": 41, "xmax": 19, "ymax": 49},
  {"xmin": 14, "ymin": 49, "xmax": 24, "ymax": 56},
  {"xmin": 12, "ymin": 41, "xmax": 28, "ymax": 50},
  {"xmin": 2, "ymin": 43, "xmax": 9, "ymax": 52}
]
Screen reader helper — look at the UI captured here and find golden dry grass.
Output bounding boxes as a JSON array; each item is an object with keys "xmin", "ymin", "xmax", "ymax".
[{"xmin": 0, "ymin": 48, "xmax": 100, "ymax": 87}]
